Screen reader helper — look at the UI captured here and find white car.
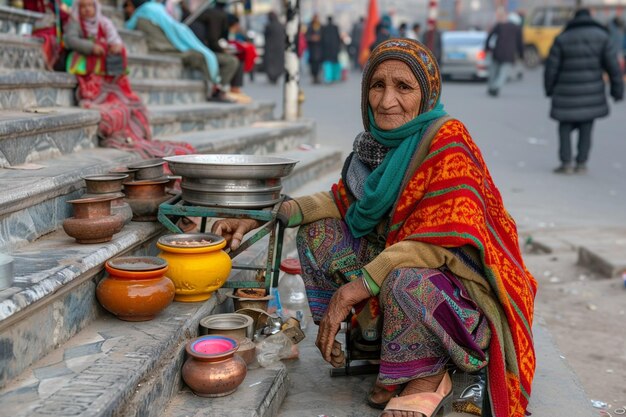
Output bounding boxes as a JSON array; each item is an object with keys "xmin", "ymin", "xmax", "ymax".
[{"xmin": 441, "ymin": 31, "xmax": 489, "ymax": 81}]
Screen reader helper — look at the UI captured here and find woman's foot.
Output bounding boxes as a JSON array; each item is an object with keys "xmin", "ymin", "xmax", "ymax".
[
  {"xmin": 379, "ymin": 372, "xmax": 450, "ymax": 417},
  {"xmin": 367, "ymin": 381, "xmax": 402, "ymax": 409}
]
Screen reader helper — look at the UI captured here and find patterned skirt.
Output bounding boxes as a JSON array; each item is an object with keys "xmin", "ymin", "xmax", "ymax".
[{"xmin": 296, "ymin": 218, "xmax": 491, "ymax": 385}]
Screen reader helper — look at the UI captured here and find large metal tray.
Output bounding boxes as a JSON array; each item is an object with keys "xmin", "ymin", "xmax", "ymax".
[{"xmin": 163, "ymin": 155, "xmax": 298, "ymax": 179}]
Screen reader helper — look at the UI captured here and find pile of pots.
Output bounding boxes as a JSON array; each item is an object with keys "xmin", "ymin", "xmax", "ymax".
[{"xmin": 63, "ymin": 158, "xmax": 181, "ymax": 243}]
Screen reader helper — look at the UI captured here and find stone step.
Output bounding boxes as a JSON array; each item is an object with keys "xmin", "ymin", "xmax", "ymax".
[
  {"xmin": 0, "ymin": 71, "xmax": 215, "ymax": 109},
  {"xmin": 0, "ymin": 71, "xmax": 75, "ymax": 110},
  {"xmin": 162, "ymin": 119, "xmax": 316, "ymax": 155},
  {"xmin": 0, "ymin": 5, "xmax": 42, "ymax": 36},
  {"xmin": 132, "ymin": 78, "xmax": 207, "ymax": 105},
  {"xmin": 0, "ymin": 107, "xmax": 100, "ymax": 168},
  {"xmin": 148, "ymin": 102, "xmax": 275, "ymax": 136},
  {"xmin": 0, "ymin": 145, "xmax": 331, "ymax": 393},
  {"xmin": 0, "ymin": 34, "xmax": 46, "ymax": 71},
  {"xmin": 128, "ymin": 54, "xmax": 183, "ymax": 79},
  {"xmin": 119, "ymin": 29, "xmax": 149, "ymax": 55}
]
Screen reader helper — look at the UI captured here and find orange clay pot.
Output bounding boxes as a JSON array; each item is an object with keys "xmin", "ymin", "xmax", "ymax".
[{"xmin": 96, "ymin": 257, "xmax": 175, "ymax": 321}]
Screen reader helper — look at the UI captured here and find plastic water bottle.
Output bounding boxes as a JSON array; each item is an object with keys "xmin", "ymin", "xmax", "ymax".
[{"xmin": 277, "ymin": 258, "xmax": 309, "ymax": 330}]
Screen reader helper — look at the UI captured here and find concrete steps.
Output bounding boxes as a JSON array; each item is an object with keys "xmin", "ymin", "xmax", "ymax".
[
  {"xmin": 0, "ymin": 107, "xmax": 100, "ymax": 168},
  {"xmin": 0, "ymin": 71, "xmax": 215, "ymax": 110},
  {"xmin": 0, "ymin": 34, "xmax": 46, "ymax": 71},
  {"xmin": 0, "ymin": 145, "xmax": 340, "ymax": 416},
  {"xmin": 0, "ymin": 143, "xmax": 340, "ymax": 382},
  {"xmin": 148, "ymin": 102, "xmax": 275, "ymax": 136}
]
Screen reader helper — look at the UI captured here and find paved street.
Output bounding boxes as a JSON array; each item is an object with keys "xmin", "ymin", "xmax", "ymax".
[{"xmin": 245, "ymin": 67, "xmax": 626, "ymax": 232}]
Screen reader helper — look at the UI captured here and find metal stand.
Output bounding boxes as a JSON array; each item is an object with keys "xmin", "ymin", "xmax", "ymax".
[{"xmin": 157, "ymin": 193, "xmax": 286, "ymax": 292}]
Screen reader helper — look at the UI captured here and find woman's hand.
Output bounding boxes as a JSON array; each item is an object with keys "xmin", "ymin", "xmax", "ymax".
[
  {"xmin": 109, "ymin": 44, "xmax": 123, "ymax": 54},
  {"xmin": 92, "ymin": 44, "xmax": 105, "ymax": 56},
  {"xmin": 316, "ymin": 277, "xmax": 372, "ymax": 366},
  {"xmin": 211, "ymin": 218, "xmax": 263, "ymax": 251}
]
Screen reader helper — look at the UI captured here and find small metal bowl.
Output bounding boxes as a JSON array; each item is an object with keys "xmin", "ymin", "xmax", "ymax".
[
  {"xmin": 200, "ymin": 313, "xmax": 254, "ymax": 341},
  {"xmin": 128, "ymin": 159, "xmax": 166, "ymax": 180}
]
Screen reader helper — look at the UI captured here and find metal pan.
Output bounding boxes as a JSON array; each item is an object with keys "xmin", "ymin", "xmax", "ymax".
[{"xmin": 163, "ymin": 154, "xmax": 298, "ymax": 179}]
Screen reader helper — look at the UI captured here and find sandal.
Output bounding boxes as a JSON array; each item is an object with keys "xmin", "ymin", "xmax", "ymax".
[
  {"xmin": 380, "ymin": 372, "xmax": 453, "ymax": 417},
  {"xmin": 367, "ymin": 381, "xmax": 403, "ymax": 409}
]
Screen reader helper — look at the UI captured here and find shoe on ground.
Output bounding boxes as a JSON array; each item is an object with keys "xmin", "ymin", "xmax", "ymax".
[
  {"xmin": 227, "ymin": 91, "xmax": 253, "ymax": 104},
  {"xmin": 574, "ymin": 163, "xmax": 587, "ymax": 174},
  {"xmin": 553, "ymin": 164, "xmax": 574, "ymax": 174},
  {"xmin": 207, "ymin": 90, "xmax": 236, "ymax": 103},
  {"xmin": 487, "ymin": 88, "xmax": 499, "ymax": 97}
]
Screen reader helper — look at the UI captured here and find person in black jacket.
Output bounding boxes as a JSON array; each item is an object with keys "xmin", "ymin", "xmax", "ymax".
[
  {"xmin": 485, "ymin": 12, "xmax": 524, "ymax": 97},
  {"xmin": 544, "ymin": 8, "xmax": 624, "ymax": 174}
]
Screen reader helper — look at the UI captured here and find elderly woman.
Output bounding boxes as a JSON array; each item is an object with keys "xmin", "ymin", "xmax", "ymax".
[
  {"xmin": 213, "ymin": 39, "xmax": 536, "ymax": 417},
  {"xmin": 64, "ymin": 0, "xmax": 194, "ymax": 158}
]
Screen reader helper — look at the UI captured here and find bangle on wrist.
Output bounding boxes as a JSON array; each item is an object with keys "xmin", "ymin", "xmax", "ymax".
[{"xmin": 361, "ymin": 276, "xmax": 375, "ymax": 296}]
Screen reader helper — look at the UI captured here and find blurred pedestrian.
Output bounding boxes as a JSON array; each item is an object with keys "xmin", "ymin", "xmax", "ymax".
[
  {"xmin": 306, "ymin": 14, "xmax": 323, "ymax": 84},
  {"xmin": 544, "ymin": 8, "xmax": 624, "ymax": 174},
  {"xmin": 370, "ymin": 22, "xmax": 390, "ymax": 51},
  {"xmin": 421, "ymin": 23, "xmax": 442, "ymax": 63},
  {"xmin": 225, "ymin": 14, "xmax": 255, "ymax": 102},
  {"xmin": 411, "ymin": 23, "xmax": 421, "ymax": 40},
  {"xmin": 264, "ymin": 11, "xmax": 286, "ymax": 84},
  {"xmin": 485, "ymin": 12, "xmax": 523, "ymax": 97},
  {"xmin": 125, "ymin": 0, "xmax": 228, "ymax": 102},
  {"xmin": 321, "ymin": 16, "xmax": 341, "ymax": 83},
  {"xmin": 349, "ymin": 17, "xmax": 364, "ymax": 70},
  {"xmin": 189, "ymin": 0, "xmax": 245, "ymax": 101}
]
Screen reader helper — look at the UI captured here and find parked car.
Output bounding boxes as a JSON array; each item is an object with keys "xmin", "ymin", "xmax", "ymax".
[
  {"xmin": 440, "ymin": 31, "xmax": 489, "ymax": 81},
  {"xmin": 522, "ymin": 3, "xmax": 626, "ymax": 68}
]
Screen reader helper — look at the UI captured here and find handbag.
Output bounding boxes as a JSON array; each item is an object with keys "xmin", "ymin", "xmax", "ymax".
[{"xmin": 105, "ymin": 54, "xmax": 126, "ymax": 76}]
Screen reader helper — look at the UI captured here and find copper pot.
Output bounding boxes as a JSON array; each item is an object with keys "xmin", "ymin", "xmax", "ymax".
[
  {"xmin": 182, "ymin": 335, "xmax": 247, "ymax": 397},
  {"xmin": 67, "ymin": 195, "xmax": 117, "ymax": 219},
  {"xmin": 83, "ymin": 174, "xmax": 128, "ymax": 194},
  {"xmin": 63, "ymin": 214, "xmax": 124, "ymax": 244},
  {"xmin": 124, "ymin": 179, "xmax": 169, "ymax": 199}
]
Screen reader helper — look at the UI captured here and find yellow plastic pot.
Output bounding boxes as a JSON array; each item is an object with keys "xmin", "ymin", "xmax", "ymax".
[{"xmin": 156, "ymin": 233, "xmax": 232, "ymax": 302}]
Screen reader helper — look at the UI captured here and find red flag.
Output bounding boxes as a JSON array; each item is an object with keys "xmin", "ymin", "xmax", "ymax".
[{"xmin": 359, "ymin": 0, "xmax": 380, "ymax": 67}]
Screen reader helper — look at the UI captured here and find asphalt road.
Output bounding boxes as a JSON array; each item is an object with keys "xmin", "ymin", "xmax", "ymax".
[{"xmin": 245, "ymin": 66, "xmax": 626, "ymax": 232}]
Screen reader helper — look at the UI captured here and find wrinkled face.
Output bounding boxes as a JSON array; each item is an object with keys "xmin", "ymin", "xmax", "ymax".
[
  {"xmin": 368, "ymin": 60, "xmax": 422, "ymax": 130},
  {"xmin": 79, "ymin": 0, "xmax": 96, "ymax": 19}
]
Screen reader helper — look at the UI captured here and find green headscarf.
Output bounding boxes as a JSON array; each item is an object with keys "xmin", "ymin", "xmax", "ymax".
[{"xmin": 345, "ymin": 38, "xmax": 447, "ymax": 238}]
